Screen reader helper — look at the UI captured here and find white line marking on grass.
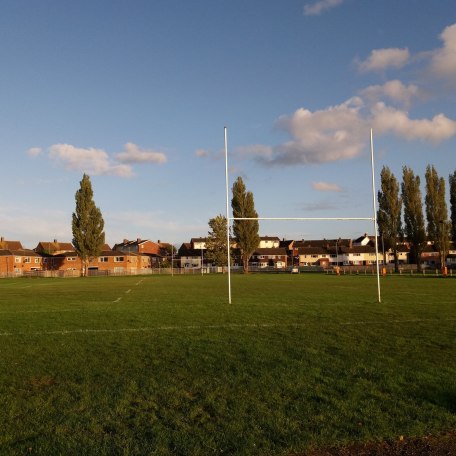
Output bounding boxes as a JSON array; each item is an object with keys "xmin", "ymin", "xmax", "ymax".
[
  {"xmin": 1, "ymin": 318, "xmax": 456, "ymax": 337},
  {"xmin": 125, "ymin": 289, "xmax": 131, "ymax": 294},
  {"xmin": 113, "ymin": 297, "xmax": 122, "ymax": 303},
  {"xmin": 135, "ymin": 279, "xmax": 144, "ymax": 286}
]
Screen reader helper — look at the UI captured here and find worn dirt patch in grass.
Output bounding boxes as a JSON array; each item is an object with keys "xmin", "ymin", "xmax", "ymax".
[{"xmin": 299, "ymin": 429, "xmax": 456, "ymax": 455}]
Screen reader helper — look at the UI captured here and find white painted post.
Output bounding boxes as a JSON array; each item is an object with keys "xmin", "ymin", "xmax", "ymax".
[
  {"xmin": 370, "ymin": 128, "xmax": 381, "ymax": 303},
  {"xmin": 224, "ymin": 127, "xmax": 232, "ymax": 304}
]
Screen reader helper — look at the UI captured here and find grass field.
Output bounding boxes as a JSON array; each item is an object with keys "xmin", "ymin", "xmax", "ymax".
[{"xmin": 0, "ymin": 274, "xmax": 455, "ymax": 455}]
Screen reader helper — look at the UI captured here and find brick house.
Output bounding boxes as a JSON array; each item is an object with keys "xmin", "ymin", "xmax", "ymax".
[
  {"xmin": 250, "ymin": 248, "xmax": 288, "ymax": 268},
  {"xmin": 113, "ymin": 238, "xmax": 161, "ymax": 255},
  {"xmin": 0, "ymin": 248, "xmax": 43, "ymax": 276}
]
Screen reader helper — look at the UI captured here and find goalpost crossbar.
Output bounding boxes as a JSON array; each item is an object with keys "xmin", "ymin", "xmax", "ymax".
[{"xmin": 230, "ymin": 217, "xmax": 373, "ymax": 221}]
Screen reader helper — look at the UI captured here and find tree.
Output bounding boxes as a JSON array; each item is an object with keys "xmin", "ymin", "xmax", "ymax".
[
  {"xmin": 231, "ymin": 177, "xmax": 260, "ymax": 273},
  {"xmin": 401, "ymin": 166, "xmax": 426, "ymax": 272},
  {"xmin": 72, "ymin": 174, "xmax": 105, "ymax": 276},
  {"xmin": 377, "ymin": 166, "xmax": 402, "ymax": 273},
  {"xmin": 450, "ymin": 170, "xmax": 456, "ymax": 244},
  {"xmin": 425, "ymin": 165, "xmax": 450, "ymax": 267},
  {"xmin": 205, "ymin": 214, "xmax": 230, "ymax": 266}
]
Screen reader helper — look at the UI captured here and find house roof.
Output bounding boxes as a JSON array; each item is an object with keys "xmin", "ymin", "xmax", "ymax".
[
  {"xmin": 347, "ymin": 245, "xmax": 376, "ymax": 254},
  {"xmin": 191, "ymin": 237, "xmax": 207, "ymax": 243},
  {"xmin": 260, "ymin": 236, "xmax": 280, "ymax": 241},
  {"xmin": 0, "ymin": 249, "xmax": 41, "ymax": 257},
  {"xmin": 35, "ymin": 241, "xmax": 75, "ymax": 253},
  {"xmin": 279, "ymin": 240, "xmax": 294, "ymax": 249},
  {"xmin": 297, "ymin": 246, "xmax": 328, "ymax": 255},
  {"xmin": 178, "ymin": 243, "xmax": 203, "ymax": 257},
  {"xmin": 0, "ymin": 239, "xmax": 24, "ymax": 250},
  {"xmin": 115, "ymin": 238, "xmax": 152, "ymax": 247},
  {"xmin": 253, "ymin": 248, "xmax": 287, "ymax": 256},
  {"xmin": 294, "ymin": 238, "xmax": 352, "ymax": 249}
]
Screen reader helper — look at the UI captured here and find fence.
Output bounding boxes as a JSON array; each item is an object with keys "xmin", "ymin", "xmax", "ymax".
[{"xmin": 1, "ymin": 264, "xmax": 454, "ymax": 279}]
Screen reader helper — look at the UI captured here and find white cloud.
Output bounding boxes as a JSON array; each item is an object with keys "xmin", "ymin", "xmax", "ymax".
[
  {"xmin": 357, "ymin": 48, "xmax": 410, "ymax": 72},
  {"xmin": 48, "ymin": 144, "xmax": 133, "ymax": 177},
  {"xmin": 261, "ymin": 97, "xmax": 367, "ymax": 165},
  {"xmin": 239, "ymin": 93, "xmax": 456, "ymax": 167},
  {"xmin": 194, "ymin": 148, "xmax": 226, "ymax": 160},
  {"xmin": 371, "ymin": 102, "xmax": 456, "ymax": 142},
  {"xmin": 360, "ymin": 80, "xmax": 422, "ymax": 107},
  {"xmin": 312, "ymin": 181, "xmax": 343, "ymax": 192},
  {"xmin": 304, "ymin": 0, "xmax": 344, "ymax": 16},
  {"xmin": 195, "ymin": 149, "xmax": 210, "ymax": 158},
  {"xmin": 27, "ymin": 147, "xmax": 43, "ymax": 157},
  {"xmin": 115, "ymin": 142, "xmax": 167, "ymax": 164},
  {"xmin": 430, "ymin": 23, "xmax": 456, "ymax": 80}
]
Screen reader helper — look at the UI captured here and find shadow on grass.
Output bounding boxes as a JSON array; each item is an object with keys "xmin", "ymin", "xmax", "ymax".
[{"xmin": 420, "ymin": 385, "xmax": 456, "ymax": 414}]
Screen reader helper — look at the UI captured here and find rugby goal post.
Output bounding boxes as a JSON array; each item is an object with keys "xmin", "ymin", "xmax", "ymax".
[{"xmin": 224, "ymin": 127, "xmax": 381, "ymax": 304}]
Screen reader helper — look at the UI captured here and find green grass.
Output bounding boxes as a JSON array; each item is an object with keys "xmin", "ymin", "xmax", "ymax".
[{"xmin": 0, "ymin": 274, "xmax": 455, "ymax": 455}]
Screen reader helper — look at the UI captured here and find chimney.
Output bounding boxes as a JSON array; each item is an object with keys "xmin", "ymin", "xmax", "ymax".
[{"xmin": 123, "ymin": 239, "xmax": 128, "ymax": 244}]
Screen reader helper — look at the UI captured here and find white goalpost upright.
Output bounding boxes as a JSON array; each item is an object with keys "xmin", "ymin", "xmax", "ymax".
[{"xmin": 224, "ymin": 126, "xmax": 382, "ymax": 304}]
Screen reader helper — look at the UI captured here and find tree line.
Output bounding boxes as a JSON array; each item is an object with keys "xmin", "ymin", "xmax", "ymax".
[
  {"xmin": 207, "ymin": 167, "xmax": 456, "ymax": 273},
  {"xmin": 377, "ymin": 165, "xmax": 455, "ymax": 272}
]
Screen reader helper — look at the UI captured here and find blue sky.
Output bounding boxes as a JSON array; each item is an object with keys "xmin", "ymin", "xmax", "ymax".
[{"xmin": 1, "ymin": 0, "xmax": 456, "ymax": 249}]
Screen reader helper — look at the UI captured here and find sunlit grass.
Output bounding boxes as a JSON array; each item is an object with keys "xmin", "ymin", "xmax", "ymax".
[{"xmin": 1, "ymin": 274, "xmax": 455, "ymax": 455}]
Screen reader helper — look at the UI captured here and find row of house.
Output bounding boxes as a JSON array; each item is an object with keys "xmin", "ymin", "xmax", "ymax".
[
  {"xmin": 178, "ymin": 235, "xmax": 456, "ymax": 269},
  {"xmin": 1, "ymin": 234, "xmax": 455, "ymax": 277},
  {"xmin": 0, "ymin": 237, "xmax": 172, "ymax": 277}
]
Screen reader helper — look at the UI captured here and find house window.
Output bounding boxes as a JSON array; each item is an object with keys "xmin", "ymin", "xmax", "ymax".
[
  {"xmin": 23, "ymin": 257, "xmax": 31, "ymax": 263},
  {"xmin": 311, "ymin": 255, "xmax": 318, "ymax": 258},
  {"xmin": 15, "ymin": 257, "xmax": 21, "ymax": 263},
  {"xmin": 34, "ymin": 258, "xmax": 40, "ymax": 263},
  {"xmin": 99, "ymin": 257, "xmax": 109, "ymax": 262},
  {"xmin": 67, "ymin": 257, "xmax": 76, "ymax": 261},
  {"xmin": 115, "ymin": 257, "xmax": 124, "ymax": 262}
]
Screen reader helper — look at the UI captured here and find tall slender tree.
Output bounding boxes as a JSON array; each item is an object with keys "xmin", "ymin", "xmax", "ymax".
[
  {"xmin": 450, "ymin": 170, "xmax": 456, "ymax": 244},
  {"xmin": 231, "ymin": 177, "xmax": 260, "ymax": 273},
  {"xmin": 72, "ymin": 174, "xmax": 105, "ymax": 276},
  {"xmin": 425, "ymin": 165, "xmax": 450, "ymax": 267},
  {"xmin": 377, "ymin": 166, "xmax": 402, "ymax": 273},
  {"xmin": 402, "ymin": 166, "xmax": 426, "ymax": 272},
  {"xmin": 205, "ymin": 214, "xmax": 230, "ymax": 266}
]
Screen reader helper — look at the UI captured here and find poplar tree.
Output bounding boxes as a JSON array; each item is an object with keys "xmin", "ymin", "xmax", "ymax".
[
  {"xmin": 231, "ymin": 177, "xmax": 260, "ymax": 273},
  {"xmin": 450, "ymin": 170, "xmax": 456, "ymax": 244},
  {"xmin": 72, "ymin": 174, "xmax": 105, "ymax": 276},
  {"xmin": 401, "ymin": 167, "xmax": 426, "ymax": 272},
  {"xmin": 377, "ymin": 166, "xmax": 402, "ymax": 273},
  {"xmin": 205, "ymin": 214, "xmax": 230, "ymax": 266},
  {"xmin": 425, "ymin": 165, "xmax": 449, "ymax": 266}
]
